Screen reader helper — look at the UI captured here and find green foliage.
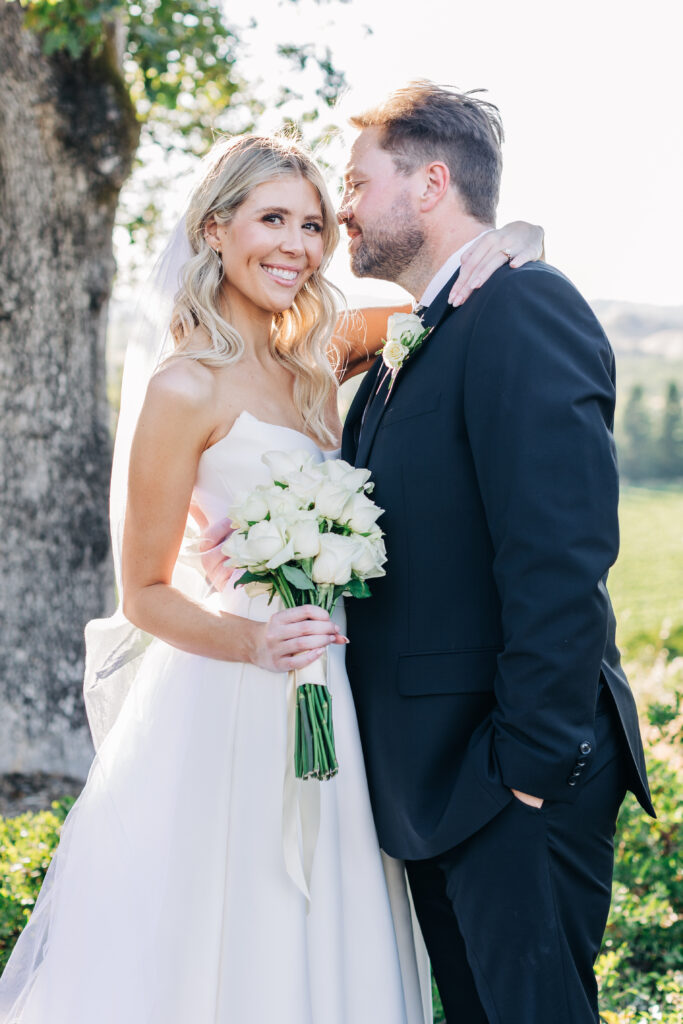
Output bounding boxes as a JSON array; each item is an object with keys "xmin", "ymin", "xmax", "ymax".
[
  {"xmin": 620, "ymin": 384, "xmax": 655, "ymax": 482},
  {"xmin": 660, "ymin": 383, "xmax": 683, "ymax": 480},
  {"xmin": 10, "ymin": 0, "xmax": 247, "ymax": 146},
  {"xmin": 618, "ymin": 381, "xmax": 683, "ymax": 483},
  {"xmin": 597, "ymin": 743, "xmax": 683, "ymax": 1022},
  {"xmin": 0, "ymin": 799, "xmax": 73, "ymax": 973},
  {"xmin": 11, "ymin": 0, "xmax": 348, "ymax": 142},
  {"xmin": 14, "ymin": 0, "xmax": 121, "ymax": 59}
]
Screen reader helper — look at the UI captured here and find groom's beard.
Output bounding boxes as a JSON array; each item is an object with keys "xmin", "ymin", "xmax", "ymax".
[{"xmin": 350, "ymin": 197, "xmax": 425, "ymax": 283}]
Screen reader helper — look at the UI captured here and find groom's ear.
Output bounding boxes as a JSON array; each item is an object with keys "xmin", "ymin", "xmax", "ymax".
[{"xmin": 418, "ymin": 162, "xmax": 451, "ymax": 213}]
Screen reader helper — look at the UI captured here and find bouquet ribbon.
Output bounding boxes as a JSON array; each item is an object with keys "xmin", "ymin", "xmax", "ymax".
[{"xmin": 282, "ymin": 651, "xmax": 328, "ymax": 908}]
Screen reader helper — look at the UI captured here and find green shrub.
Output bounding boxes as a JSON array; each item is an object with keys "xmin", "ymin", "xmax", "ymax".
[
  {"xmin": 596, "ymin": 701, "xmax": 683, "ymax": 1023},
  {"xmin": 0, "ymin": 798, "xmax": 73, "ymax": 973}
]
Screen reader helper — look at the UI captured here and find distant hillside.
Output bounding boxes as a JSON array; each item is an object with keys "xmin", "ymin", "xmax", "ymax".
[{"xmin": 590, "ymin": 300, "xmax": 683, "ymax": 360}]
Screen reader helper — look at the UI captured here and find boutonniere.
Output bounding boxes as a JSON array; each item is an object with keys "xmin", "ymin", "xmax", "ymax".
[{"xmin": 376, "ymin": 312, "xmax": 432, "ymax": 394}]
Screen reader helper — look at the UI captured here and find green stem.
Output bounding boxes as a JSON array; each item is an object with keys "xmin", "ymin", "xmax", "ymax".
[
  {"xmin": 305, "ymin": 685, "xmax": 323, "ymax": 777},
  {"xmin": 269, "ymin": 573, "xmax": 291, "ymax": 609},
  {"xmin": 313, "ymin": 686, "xmax": 337, "ymax": 771},
  {"xmin": 275, "ymin": 569, "xmax": 296, "ymax": 609}
]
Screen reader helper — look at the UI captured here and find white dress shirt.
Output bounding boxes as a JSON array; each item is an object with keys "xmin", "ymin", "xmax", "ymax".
[{"xmin": 418, "ymin": 229, "xmax": 494, "ymax": 309}]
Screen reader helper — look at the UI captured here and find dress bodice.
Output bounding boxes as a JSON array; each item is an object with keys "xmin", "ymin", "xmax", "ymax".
[{"xmin": 192, "ymin": 410, "xmax": 340, "ymax": 527}]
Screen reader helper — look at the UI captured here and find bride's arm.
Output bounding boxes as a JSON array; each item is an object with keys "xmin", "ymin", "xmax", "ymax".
[
  {"xmin": 121, "ymin": 365, "xmax": 344, "ymax": 672},
  {"xmin": 330, "ymin": 303, "xmax": 412, "ymax": 383},
  {"xmin": 332, "ymin": 221, "xmax": 545, "ymax": 384}
]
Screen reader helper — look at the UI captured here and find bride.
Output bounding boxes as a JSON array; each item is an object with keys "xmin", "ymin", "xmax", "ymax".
[{"xmin": 0, "ymin": 133, "xmax": 542, "ymax": 1023}]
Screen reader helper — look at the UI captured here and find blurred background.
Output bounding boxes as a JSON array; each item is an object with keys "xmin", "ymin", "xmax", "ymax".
[{"xmin": 0, "ymin": 0, "xmax": 681, "ymax": 1018}]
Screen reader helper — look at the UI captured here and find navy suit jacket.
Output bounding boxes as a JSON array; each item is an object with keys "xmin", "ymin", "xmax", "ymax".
[{"xmin": 342, "ymin": 261, "xmax": 653, "ymax": 860}]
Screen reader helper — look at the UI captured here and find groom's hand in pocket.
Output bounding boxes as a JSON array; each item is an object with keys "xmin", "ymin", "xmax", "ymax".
[{"xmin": 511, "ymin": 789, "xmax": 544, "ymax": 809}]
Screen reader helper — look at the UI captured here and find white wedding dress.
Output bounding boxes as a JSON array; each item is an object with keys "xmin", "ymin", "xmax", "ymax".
[{"xmin": 0, "ymin": 411, "xmax": 431, "ymax": 1024}]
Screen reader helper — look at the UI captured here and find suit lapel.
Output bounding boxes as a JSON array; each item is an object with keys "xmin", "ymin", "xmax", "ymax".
[
  {"xmin": 342, "ymin": 357, "xmax": 383, "ymax": 464},
  {"xmin": 354, "ymin": 362, "xmax": 393, "ymax": 467},
  {"xmin": 352, "ymin": 268, "xmax": 462, "ymax": 467}
]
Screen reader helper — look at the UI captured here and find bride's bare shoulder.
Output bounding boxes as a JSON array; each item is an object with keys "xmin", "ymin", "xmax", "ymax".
[
  {"xmin": 148, "ymin": 350, "xmax": 217, "ymax": 409},
  {"xmin": 138, "ymin": 347, "xmax": 220, "ymax": 450}
]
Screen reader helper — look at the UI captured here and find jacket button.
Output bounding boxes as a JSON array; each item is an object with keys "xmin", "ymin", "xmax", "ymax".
[
  {"xmin": 579, "ymin": 741, "xmax": 592, "ymax": 756},
  {"xmin": 570, "ymin": 768, "xmax": 582, "ymax": 777},
  {"xmin": 576, "ymin": 760, "xmax": 587, "ymax": 768},
  {"xmin": 567, "ymin": 778, "xmax": 578, "ymax": 787}
]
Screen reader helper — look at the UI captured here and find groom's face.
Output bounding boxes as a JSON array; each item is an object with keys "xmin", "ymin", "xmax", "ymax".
[{"xmin": 339, "ymin": 128, "xmax": 425, "ymax": 283}]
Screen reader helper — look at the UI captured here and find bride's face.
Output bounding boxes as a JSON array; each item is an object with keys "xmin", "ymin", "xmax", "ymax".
[{"xmin": 210, "ymin": 175, "xmax": 325, "ymax": 316}]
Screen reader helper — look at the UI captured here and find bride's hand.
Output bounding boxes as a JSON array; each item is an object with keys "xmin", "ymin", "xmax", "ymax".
[
  {"xmin": 251, "ymin": 605, "xmax": 348, "ymax": 673},
  {"xmin": 448, "ymin": 221, "xmax": 545, "ymax": 307}
]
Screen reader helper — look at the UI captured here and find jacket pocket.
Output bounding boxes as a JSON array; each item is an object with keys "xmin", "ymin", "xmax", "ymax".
[
  {"xmin": 397, "ymin": 647, "xmax": 501, "ymax": 696},
  {"xmin": 383, "ymin": 392, "xmax": 441, "ymax": 425}
]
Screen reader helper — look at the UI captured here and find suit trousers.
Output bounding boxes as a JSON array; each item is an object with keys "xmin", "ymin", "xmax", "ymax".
[{"xmin": 405, "ymin": 692, "xmax": 629, "ymax": 1024}]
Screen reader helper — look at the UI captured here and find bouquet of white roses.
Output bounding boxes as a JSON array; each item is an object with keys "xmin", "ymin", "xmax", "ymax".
[{"xmin": 223, "ymin": 449, "xmax": 387, "ymax": 781}]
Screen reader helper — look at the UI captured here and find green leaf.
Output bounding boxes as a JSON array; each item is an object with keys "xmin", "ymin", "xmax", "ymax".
[
  {"xmin": 344, "ymin": 578, "xmax": 371, "ymax": 600},
  {"xmin": 281, "ymin": 564, "xmax": 315, "ymax": 591},
  {"xmin": 235, "ymin": 569, "xmax": 269, "ymax": 586}
]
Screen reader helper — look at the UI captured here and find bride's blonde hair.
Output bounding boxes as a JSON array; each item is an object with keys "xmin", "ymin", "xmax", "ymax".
[{"xmin": 170, "ymin": 134, "xmax": 342, "ymax": 447}]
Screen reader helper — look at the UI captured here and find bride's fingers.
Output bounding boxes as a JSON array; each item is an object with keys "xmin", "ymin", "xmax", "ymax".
[
  {"xmin": 279, "ymin": 632, "xmax": 342, "ymax": 656},
  {"xmin": 274, "ymin": 618, "xmax": 340, "ymax": 642},
  {"xmin": 285, "ymin": 648, "xmax": 326, "ymax": 670},
  {"xmin": 509, "ymin": 246, "xmax": 539, "ymax": 269},
  {"xmin": 449, "ymin": 250, "xmax": 508, "ymax": 306}
]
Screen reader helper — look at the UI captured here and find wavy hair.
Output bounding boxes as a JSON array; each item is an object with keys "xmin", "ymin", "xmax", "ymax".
[{"xmin": 170, "ymin": 134, "xmax": 342, "ymax": 447}]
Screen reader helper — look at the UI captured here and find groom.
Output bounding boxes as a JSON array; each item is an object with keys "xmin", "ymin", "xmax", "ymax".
[{"xmin": 338, "ymin": 82, "xmax": 654, "ymax": 1023}]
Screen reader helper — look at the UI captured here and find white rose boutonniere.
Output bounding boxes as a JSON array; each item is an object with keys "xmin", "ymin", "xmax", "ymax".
[{"xmin": 377, "ymin": 311, "xmax": 432, "ymax": 393}]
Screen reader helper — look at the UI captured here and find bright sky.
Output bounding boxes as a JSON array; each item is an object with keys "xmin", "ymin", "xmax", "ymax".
[{"xmin": 233, "ymin": 0, "xmax": 683, "ymax": 308}]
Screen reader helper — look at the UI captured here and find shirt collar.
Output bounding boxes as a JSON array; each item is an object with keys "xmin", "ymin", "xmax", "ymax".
[{"xmin": 417, "ymin": 229, "xmax": 494, "ymax": 310}]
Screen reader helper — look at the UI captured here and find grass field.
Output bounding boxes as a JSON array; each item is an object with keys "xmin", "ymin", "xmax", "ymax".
[{"xmin": 610, "ymin": 484, "xmax": 683, "ymax": 665}]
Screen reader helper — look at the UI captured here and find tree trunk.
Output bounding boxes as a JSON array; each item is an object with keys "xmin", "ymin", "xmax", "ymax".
[{"xmin": 0, "ymin": 4, "xmax": 139, "ymax": 777}]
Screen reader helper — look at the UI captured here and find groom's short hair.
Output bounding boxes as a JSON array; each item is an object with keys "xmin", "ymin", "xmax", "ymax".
[{"xmin": 349, "ymin": 81, "xmax": 503, "ymax": 224}]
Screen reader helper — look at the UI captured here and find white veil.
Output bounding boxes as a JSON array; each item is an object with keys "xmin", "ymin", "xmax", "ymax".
[{"xmin": 83, "ymin": 215, "xmax": 197, "ymax": 751}]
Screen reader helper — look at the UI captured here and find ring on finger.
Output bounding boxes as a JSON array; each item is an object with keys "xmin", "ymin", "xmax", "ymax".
[{"xmin": 501, "ymin": 248, "xmax": 513, "ymax": 261}]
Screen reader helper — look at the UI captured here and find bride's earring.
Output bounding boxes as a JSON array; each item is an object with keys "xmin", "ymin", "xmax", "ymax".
[{"xmin": 211, "ymin": 244, "xmax": 224, "ymax": 281}]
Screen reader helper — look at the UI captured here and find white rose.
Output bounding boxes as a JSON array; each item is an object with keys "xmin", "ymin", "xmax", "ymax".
[
  {"xmin": 287, "ymin": 518, "xmax": 321, "ymax": 558},
  {"xmin": 265, "ymin": 486, "xmax": 304, "ymax": 521},
  {"xmin": 386, "ymin": 311, "xmax": 424, "ymax": 343},
  {"xmin": 382, "ymin": 339, "xmax": 409, "ymax": 372},
  {"xmin": 243, "ymin": 518, "xmax": 293, "ymax": 569},
  {"xmin": 314, "ymin": 480, "xmax": 355, "ymax": 521},
  {"xmin": 311, "ymin": 533, "xmax": 360, "ymax": 585},
  {"xmin": 351, "ymin": 534, "xmax": 387, "ymax": 579},
  {"xmin": 229, "ymin": 487, "xmax": 270, "ymax": 529},
  {"xmin": 322, "ymin": 459, "xmax": 372, "ymax": 492},
  {"xmin": 286, "ymin": 467, "xmax": 325, "ymax": 505},
  {"xmin": 222, "ymin": 530, "xmax": 253, "ymax": 567},
  {"xmin": 339, "ymin": 491, "xmax": 384, "ymax": 534},
  {"xmin": 261, "ymin": 449, "xmax": 315, "ymax": 482}
]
